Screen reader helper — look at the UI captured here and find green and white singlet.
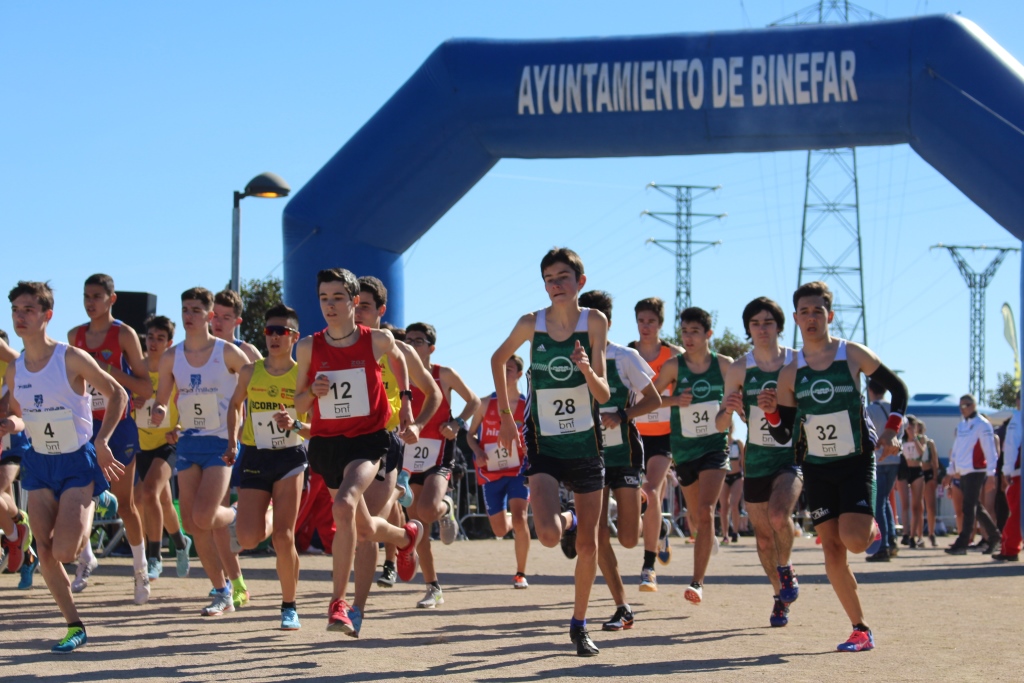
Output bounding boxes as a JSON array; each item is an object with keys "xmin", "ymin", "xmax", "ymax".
[
  {"xmin": 524, "ymin": 308, "xmax": 602, "ymax": 460},
  {"xmin": 743, "ymin": 349, "xmax": 798, "ymax": 478},
  {"xmin": 669, "ymin": 350, "xmax": 727, "ymax": 463},
  {"xmin": 794, "ymin": 339, "xmax": 874, "ymax": 466},
  {"xmin": 597, "ymin": 342, "xmax": 653, "ymax": 468}
]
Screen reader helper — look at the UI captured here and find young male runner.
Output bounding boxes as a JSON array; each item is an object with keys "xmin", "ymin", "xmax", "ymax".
[
  {"xmin": 226, "ymin": 303, "xmax": 309, "ymax": 630},
  {"xmin": 630, "ymin": 297, "xmax": 684, "ymax": 591},
  {"xmin": 577, "ymin": 291, "xmax": 661, "ymax": 633},
  {"xmin": 135, "ymin": 316, "xmax": 192, "ymax": 580},
  {"xmin": 151, "ymin": 287, "xmax": 249, "ymax": 616},
  {"xmin": 211, "ymin": 288, "xmax": 261, "ymax": 607},
  {"xmin": 293, "ymin": 268, "xmax": 423, "ymax": 636},
  {"xmin": 0, "ymin": 333, "xmax": 33, "ymax": 577},
  {"xmin": 403, "ymin": 321, "xmax": 480, "ymax": 608},
  {"xmin": 761, "ymin": 280, "xmax": 907, "ymax": 652},
  {"xmin": 350, "ymin": 276, "xmax": 440, "ymax": 633},
  {"xmin": 68, "ymin": 274, "xmax": 153, "ymax": 603},
  {"xmin": 652, "ymin": 307, "xmax": 733, "ymax": 605},
  {"xmin": 717, "ymin": 297, "xmax": 802, "ymax": 627},
  {"xmin": 2, "ymin": 281, "xmax": 127, "ymax": 652},
  {"xmin": 466, "ymin": 355, "xmax": 532, "ymax": 588},
  {"xmin": 491, "ymin": 247, "xmax": 610, "ymax": 657}
]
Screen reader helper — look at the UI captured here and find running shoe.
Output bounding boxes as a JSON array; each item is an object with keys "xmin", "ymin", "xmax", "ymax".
[
  {"xmin": 377, "ymin": 561, "xmax": 398, "ymax": 588},
  {"xmin": 639, "ymin": 567, "xmax": 658, "ymax": 592},
  {"xmin": 770, "ymin": 597, "xmax": 789, "ymax": 627},
  {"xmin": 657, "ymin": 518, "xmax": 672, "ymax": 565},
  {"xmin": 777, "ymin": 565, "xmax": 799, "ymax": 603},
  {"xmin": 865, "ymin": 548, "xmax": 890, "ymax": 562},
  {"xmin": 134, "ymin": 569, "xmax": 151, "ymax": 605},
  {"xmin": 570, "ymin": 625, "xmax": 599, "ymax": 657},
  {"xmin": 147, "ymin": 556, "xmax": 163, "ymax": 581},
  {"xmin": 900, "ymin": 535, "xmax": 910, "ymax": 547},
  {"xmin": 71, "ymin": 554, "xmax": 99, "ymax": 593},
  {"xmin": 439, "ymin": 494, "xmax": 458, "ymax": 545},
  {"xmin": 560, "ymin": 506, "xmax": 578, "ymax": 560},
  {"xmin": 227, "ymin": 505, "xmax": 242, "ymax": 555},
  {"xmin": 513, "ymin": 573, "xmax": 529, "ymax": 589},
  {"xmin": 18, "ymin": 548, "xmax": 38, "ymax": 590},
  {"xmin": 201, "ymin": 589, "xmax": 235, "ymax": 616},
  {"xmin": 988, "ymin": 536, "xmax": 1002, "ymax": 554},
  {"xmin": 396, "ymin": 520, "xmax": 423, "ymax": 582},
  {"xmin": 51, "ymin": 625, "xmax": 87, "ymax": 654},
  {"xmin": 348, "ymin": 605, "xmax": 363, "ymax": 638},
  {"xmin": 280, "ymin": 607, "xmax": 301, "ymax": 631},
  {"xmin": 944, "ymin": 544, "xmax": 967, "ymax": 556},
  {"xmin": 711, "ymin": 533, "xmax": 720, "ymax": 556},
  {"xmin": 684, "ymin": 581, "xmax": 703, "ymax": 605},
  {"xmin": 233, "ymin": 587, "xmax": 250, "ymax": 609},
  {"xmin": 929, "ymin": 534, "xmax": 937, "ymax": 548},
  {"xmin": 992, "ymin": 553, "xmax": 1019, "ymax": 562},
  {"xmin": 720, "ymin": 535, "xmax": 730, "ymax": 546},
  {"xmin": 601, "ymin": 606, "xmax": 635, "ymax": 631},
  {"xmin": 176, "ymin": 536, "xmax": 192, "ymax": 578},
  {"xmin": 326, "ymin": 598, "xmax": 354, "ymax": 633},
  {"xmin": 416, "ymin": 584, "xmax": 444, "ymax": 609},
  {"xmin": 1, "ymin": 531, "xmax": 24, "ymax": 574},
  {"xmin": 865, "ymin": 522, "xmax": 883, "ymax": 556},
  {"xmin": 837, "ymin": 628, "xmax": 874, "ymax": 652}
]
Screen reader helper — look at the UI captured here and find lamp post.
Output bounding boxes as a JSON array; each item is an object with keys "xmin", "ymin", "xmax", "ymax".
[{"xmin": 231, "ymin": 172, "xmax": 291, "ymax": 293}]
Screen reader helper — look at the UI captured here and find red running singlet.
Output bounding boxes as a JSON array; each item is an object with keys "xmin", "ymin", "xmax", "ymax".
[{"xmin": 308, "ymin": 326, "xmax": 390, "ymax": 438}]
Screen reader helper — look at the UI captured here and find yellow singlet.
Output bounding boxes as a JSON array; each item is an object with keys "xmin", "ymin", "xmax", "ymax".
[
  {"xmin": 137, "ymin": 370, "xmax": 179, "ymax": 451},
  {"xmin": 241, "ymin": 360, "xmax": 304, "ymax": 448},
  {"xmin": 380, "ymin": 354, "xmax": 401, "ymax": 431}
]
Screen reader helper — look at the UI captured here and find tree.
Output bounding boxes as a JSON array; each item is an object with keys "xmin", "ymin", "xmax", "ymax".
[
  {"xmin": 228, "ymin": 277, "xmax": 283, "ymax": 356},
  {"xmin": 986, "ymin": 371, "xmax": 1019, "ymax": 409}
]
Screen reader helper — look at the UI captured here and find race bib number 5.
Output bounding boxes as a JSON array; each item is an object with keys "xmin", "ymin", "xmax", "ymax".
[
  {"xmin": 181, "ymin": 393, "xmax": 220, "ymax": 431},
  {"xmin": 24, "ymin": 411, "xmax": 80, "ymax": 454},
  {"xmin": 536, "ymin": 385, "xmax": 594, "ymax": 437},
  {"xmin": 408, "ymin": 437, "xmax": 442, "ymax": 473},
  {"xmin": 679, "ymin": 400, "xmax": 721, "ymax": 438},
  {"xmin": 804, "ymin": 411, "xmax": 856, "ymax": 458},
  {"xmin": 317, "ymin": 369, "xmax": 371, "ymax": 420}
]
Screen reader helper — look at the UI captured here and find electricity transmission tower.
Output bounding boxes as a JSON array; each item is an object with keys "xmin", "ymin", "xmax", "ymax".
[
  {"xmin": 643, "ymin": 183, "xmax": 725, "ymax": 323},
  {"xmin": 772, "ymin": 1, "xmax": 883, "ymax": 347},
  {"xmin": 931, "ymin": 244, "xmax": 1021, "ymax": 404}
]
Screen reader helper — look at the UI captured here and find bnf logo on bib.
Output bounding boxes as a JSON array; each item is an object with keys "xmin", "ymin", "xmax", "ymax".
[
  {"xmin": 547, "ymin": 356, "xmax": 575, "ymax": 382},
  {"xmin": 810, "ymin": 379, "xmax": 835, "ymax": 404}
]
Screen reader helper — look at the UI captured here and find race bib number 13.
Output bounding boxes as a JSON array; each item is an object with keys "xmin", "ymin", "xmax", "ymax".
[{"xmin": 484, "ymin": 440, "xmax": 520, "ymax": 471}]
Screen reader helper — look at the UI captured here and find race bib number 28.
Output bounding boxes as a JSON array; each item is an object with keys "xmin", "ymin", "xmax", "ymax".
[{"xmin": 536, "ymin": 385, "xmax": 594, "ymax": 437}]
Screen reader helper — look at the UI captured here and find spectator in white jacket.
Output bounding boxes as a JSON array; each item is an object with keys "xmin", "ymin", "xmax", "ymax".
[{"xmin": 945, "ymin": 394, "xmax": 1001, "ymax": 555}]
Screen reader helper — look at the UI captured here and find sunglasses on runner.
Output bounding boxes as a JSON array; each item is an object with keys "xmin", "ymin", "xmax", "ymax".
[{"xmin": 264, "ymin": 325, "xmax": 297, "ymax": 337}]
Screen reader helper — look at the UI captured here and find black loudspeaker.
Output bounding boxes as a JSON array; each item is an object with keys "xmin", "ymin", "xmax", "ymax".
[{"xmin": 112, "ymin": 292, "xmax": 157, "ymax": 337}]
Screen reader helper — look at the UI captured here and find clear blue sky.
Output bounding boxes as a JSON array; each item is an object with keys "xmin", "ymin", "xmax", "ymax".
[{"xmin": 3, "ymin": 1, "xmax": 1023, "ymax": 421}]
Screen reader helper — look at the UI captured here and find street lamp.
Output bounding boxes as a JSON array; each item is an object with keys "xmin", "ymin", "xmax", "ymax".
[{"xmin": 232, "ymin": 172, "xmax": 291, "ymax": 293}]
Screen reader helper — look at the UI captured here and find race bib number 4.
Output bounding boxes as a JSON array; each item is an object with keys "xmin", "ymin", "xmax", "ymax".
[
  {"xmin": 180, "ymin": 392, "xmax": 220, "ymax": 431},
  {"xmin": 252, "ymin": 409, "xmax": 301, "ymax": 450},
  {"xmin": 317, "ymin": 369, "xmax": 371, "ymax": 420},
  {"xmin": 599, "ymin": 407, "xmax": 624, "ymax": 448},
  {"xmin": 748, "ymin": 405, "xmax": 791, "ymax": 448},
  {"xmin": 86, "ymin": 383, "xmax": 106, "ymax": 412},
  {"xmin": 484, "ymin": 440, "xmax": 520, "ymax": 472},
  {"xmin": 24, "ymin": 411, "xmax": 79, "ymax": 454},
  {"xmin": 804, "ymin": 411, "xmax": 856, "ymax": 458},
  {"xmin": 408, "ymin": 437, "xmax": 442, "ymax": 473},
  {"xmin": 536, "ymin": 385, "xmax": 594, "ymax": 437},
  {"xmin": 679, "ymin": 400, "xmax": 721, "ymax": 439},
  {"xmin": 135, "ymin": 398, "xmax": 171, "ymax": 430}
]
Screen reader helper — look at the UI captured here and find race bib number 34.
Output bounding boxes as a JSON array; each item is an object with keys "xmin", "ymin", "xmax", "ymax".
[
  {"xmin": 24, "ymin": 411, "xmax": 80, "ymax": 454},
  {"xmin": 536, "ymin": 385, "xmax": 594, "ymax": 437},
  {"xmin": 317, "ymin": 369, "xmax": 371, "ymax": 420},
  {"xmin": 181, "ymin": 393, "xmax": 220, "ymax": 431},
  {"xmin": 804, "ymin": 411, "xmax": 856, "ymax": 458},
  {"xmin": 680, "ymin": 400, "xmax": 721, "ymax": 438},
  {"xmin": 252, "ymin": 409, "xmax": 301, "ymax": 450}
]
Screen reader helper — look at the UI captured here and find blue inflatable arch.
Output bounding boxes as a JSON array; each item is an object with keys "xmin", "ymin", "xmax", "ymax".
[{"xmin": 283, "ymin": 14, "xmax": 1024, "ymax": 330}]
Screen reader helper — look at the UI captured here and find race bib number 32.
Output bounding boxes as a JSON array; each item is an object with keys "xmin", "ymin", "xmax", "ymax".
[
  {"xmin": 536, "ymin": 384, "xmax": 594, "ymax": 437},
  {"xmin": 317, "ymin": 369, "xmax": 371, "ymax": 420},
  {"xmin": 804, "ymin": 410, "xmax": 856, "ymax": 458}
]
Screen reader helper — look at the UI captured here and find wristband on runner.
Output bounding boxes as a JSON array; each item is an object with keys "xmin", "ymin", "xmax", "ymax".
[
  {"xmin": 765, "ymin": 410, "xmax": 781, "ymax": 427},
  {"xmin": 885, "ymin": 413, "xmax": 903, "ymax": 432}
]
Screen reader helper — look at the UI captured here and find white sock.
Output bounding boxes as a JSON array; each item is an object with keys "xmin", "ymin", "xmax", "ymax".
[
  {"xmin": 6, "ymin": 526, "xmax": 18, "ymax": 543},
  {"xmin": 130, "ymin": 543, "xmax": 146, "ymax": 572},
  {"xmin": 80, "ymin": 541, "xmax": 96, "ymax": 564}
]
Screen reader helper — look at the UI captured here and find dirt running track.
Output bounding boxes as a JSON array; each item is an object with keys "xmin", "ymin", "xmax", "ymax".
[{"xmin": 2, "ymin": 537, "xmax": 1022, "ymax": 682}]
